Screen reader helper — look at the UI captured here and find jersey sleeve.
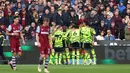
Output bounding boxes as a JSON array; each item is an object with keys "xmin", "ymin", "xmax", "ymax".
[
  {"xmin": 7, "ymin": 25, "xmax": 12, "ymax": 32},
  {"xmin": 36, "ymin": 26, "xmax": 40, "ymax": 33}
]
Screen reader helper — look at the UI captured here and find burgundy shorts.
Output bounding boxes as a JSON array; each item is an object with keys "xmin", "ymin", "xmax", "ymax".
[
  {"xmin": 10, "ymin": 40, "xmax": 22, "ymax": 53},
  {"xmin": 39, "ymin": 46, "xmax": 50, "ymax": 55}
]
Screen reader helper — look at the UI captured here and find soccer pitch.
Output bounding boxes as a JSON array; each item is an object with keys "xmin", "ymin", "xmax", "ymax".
[{"xmin": 0, "ymin": 64, "xmax": 130, "ymax": 73}]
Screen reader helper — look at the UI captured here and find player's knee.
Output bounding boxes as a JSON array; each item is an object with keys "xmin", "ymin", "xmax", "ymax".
[
  {"xmin": 40, "ymin": 54, "xmax": 45, "ymax": 58},
  {"xmin": 45, "ymin": 55, "xmax": 49, "ymax": 59},
  {"xmin": 13, "ymin": 52, "xmax": 17, "ymax": 56},
  {"xmin": 45, "ymin": 55, "xmax": 48, "ymax": 58},
  {"xmin": 18, "ymin": 52, "xmax": 22, "ymax": 56}
]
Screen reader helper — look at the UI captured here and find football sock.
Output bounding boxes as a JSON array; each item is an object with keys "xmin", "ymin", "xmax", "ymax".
[
  {"xmin": 39, "ymin": 56, "xmax": 43, "ymax": 65},
  {"xmin": 87, "ymin": 53, "xmax": 91, "ymax": 62},
  {"xmin": 81, "ymin": 54, "xmax": 84, "ymax": 64},
  {"xmin": 59, "ymin": 53, "xmax": 62, "ymax": 64},
  {"xmin": 44, "ymin": 58, "xmax": 49, "ymax": 69},
  {"xmin": 12, "ymin": 56, "xmax": 16, "ymax": 67},
  {"xmin": 62, "ymin": 53, "xmax": 66, "ymax": 64},
  {"xmin": 55, "ymin": 53, "xmax": 58, "ymax": 64},
  {"xmin": 84, "ymin": 53, "xmax": 89, "ymax": 64},
  {"xmin": 15, "ymin": 55, "xmax": 20, "ymax": 59},
  {"xmin": 72, "ymin": 51, "xmax": 75, "ymax": 64},
  {"xmin": 49, "ymin": 52, "xmax": 54, "ymax": 64},
  {"xmin": 91, "ymin": 49, "xmax": 96, "ymax": 63},
  {"xmin": 76, "ymin": 50, "xmax": 80, "ymax": 64},
  {"xmin": 66, "ymin": 49, "xmax": 70, "ymax": 64}
]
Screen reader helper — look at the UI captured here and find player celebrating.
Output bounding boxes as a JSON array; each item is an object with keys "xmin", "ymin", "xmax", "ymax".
[
  {"xmin": 36, "ymin": 18, "xmax": 52, "ymax": 73},
  {"xmin": 52, "ymin": 25, "xmax": 65, "ymax": 65},
  {"xmin": 62, "ymin": 25, "xmax": 73, "ymax": 64},
  {"xmin": 69, "ymin": 25, "xmax": 80, "ymax": 65},
  {"xmin": 6, "ymin": 16, "xmax": 25, "ymax": 70},
  {"xmin": 80, "ymin": 22, "xmax": 96, "ymax": 65}
]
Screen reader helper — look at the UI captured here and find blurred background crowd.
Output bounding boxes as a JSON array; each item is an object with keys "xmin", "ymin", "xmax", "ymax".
[{"xmin": 0, "ymin": 0, "xmax": 130, "ymax": 41}]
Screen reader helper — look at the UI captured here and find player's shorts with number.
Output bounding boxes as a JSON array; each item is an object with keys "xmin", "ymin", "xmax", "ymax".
[
  {"xmin": 10, "ymin": 38, "xmax": 22, "ymax": 53},
  {"xmin": 39, "ymin": 44, "xmax": 50, "ymax": 55}
]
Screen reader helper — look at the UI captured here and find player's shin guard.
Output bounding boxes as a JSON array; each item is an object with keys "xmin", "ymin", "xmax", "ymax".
[
  {"xmin": 91, "ymin": 49, "xmax": 96, "ymax": 64},
  {"xmin": 45, "ymin": 58, "xmax": 49, "ymax": 69},
  {"xmin": 76, "ymin": 50, "xmax": 80, "ymax": 65},
  {"xmin": 72, "ymin": 51, "xmax": 75, "ymax": 65},
  {"xmin": 55, "ymin": 53, "xmax": 58, "ymax": 65},
  {"xmin": 59, "ymin": 53, "xmax": 62, "ymax": 64},
  {"xmin": 39, "ymin": 56, "xmax": 43, "ymax": 65}
]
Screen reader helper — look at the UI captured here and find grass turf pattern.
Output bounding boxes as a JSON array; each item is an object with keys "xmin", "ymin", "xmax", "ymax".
[{"xmin": 0, "ymin": 65, "xmax": 130, "ymax": 73}]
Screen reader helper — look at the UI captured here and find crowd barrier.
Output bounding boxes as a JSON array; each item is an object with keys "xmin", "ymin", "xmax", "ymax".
[{"xmin": 1, "ymin": 40, "xmax": 130, "ymax": 64}]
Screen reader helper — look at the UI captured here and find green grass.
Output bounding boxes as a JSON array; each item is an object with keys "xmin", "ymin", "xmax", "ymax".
[{"xmin": 0, "ymin": 64, "xmax": 130, "ymax": 73}]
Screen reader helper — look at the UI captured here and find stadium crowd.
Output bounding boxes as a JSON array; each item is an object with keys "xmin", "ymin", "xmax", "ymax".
[{"xmin": 0, "ymin": 0, "xmax": 130, "ymax": 40}]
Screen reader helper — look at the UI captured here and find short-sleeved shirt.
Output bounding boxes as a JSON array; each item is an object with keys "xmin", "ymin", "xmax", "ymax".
[
  {"xmin": 69, "ymin": 29, "xmax": 80, "ymax": 43},
  {"xmin": 36, "ymin": 25, "xmax": 50, "ymax": 48},
  {"xmin": 7, "ymin": 24, "xmax": 22, "ymax": 40},
  {"xmin": 80, "ymin": 26, "xmax": 96, "ymax": 43},
  {"xmin": 53, "ymin": 30, "xmax": 64, "ymax": 48}
]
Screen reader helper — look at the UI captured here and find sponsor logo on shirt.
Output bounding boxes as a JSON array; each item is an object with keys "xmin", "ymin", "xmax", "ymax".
[
  {"xmin": 41, "ymin": 32, "xmax": 49, "ymax": 34},
  {"xmin": 13, "ymin": 30, "xmax": 20, "ymax": 33}
]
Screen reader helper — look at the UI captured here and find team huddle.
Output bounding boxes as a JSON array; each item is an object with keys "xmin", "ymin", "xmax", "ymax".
[
  {"xmin": 50, "ymin": 21, "xmax": 96, "ymax": 66},
  {"xmin": 6, "ymin": 17, "xmax": 96, "ymax": 73}
]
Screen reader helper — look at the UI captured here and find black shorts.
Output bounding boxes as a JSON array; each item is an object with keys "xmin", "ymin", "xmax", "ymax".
[
  {"xmin": 71, "ymin": 42, "xmax": 80, "ymax": 49},
  {"xmin": 81, "ymin": 43, "xmax": 92, "ymax": 50},
  {"xmin": 54, "ymin": 47, "xmax": 65, "ymax": 53}
]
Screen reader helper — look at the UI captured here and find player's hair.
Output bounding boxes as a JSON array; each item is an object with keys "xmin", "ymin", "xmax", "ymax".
[
  {"xmin": 13, "ymin": 16, "xmax": 19, "ymax": 19},
  {"xmin": 72, "ymin": 25, "xmax": 79, "ymax": 29},
  {"xmin": 43, "ymin": 18, "xmax": 50, "ymax": 22}
]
